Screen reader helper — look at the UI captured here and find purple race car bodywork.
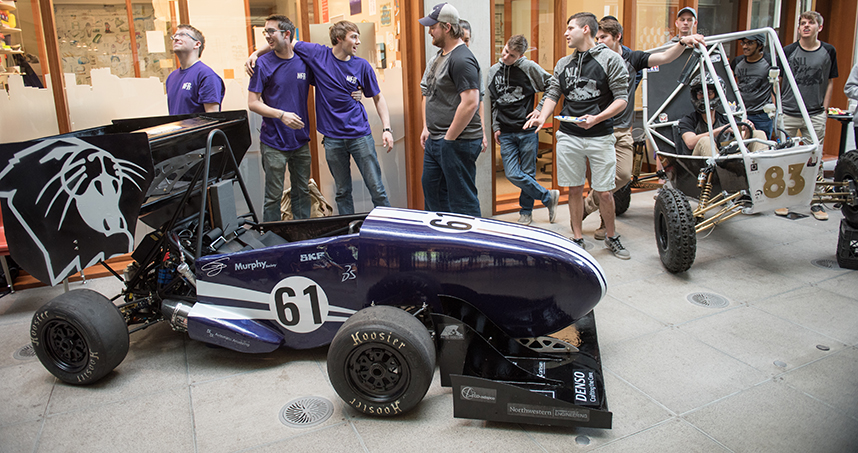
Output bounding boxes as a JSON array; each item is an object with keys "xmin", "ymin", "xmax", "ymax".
[
  {"xmin": 190, "ymin": 207, "xmax": 606, "ymax": 353},
  {"xmin": 2, "ymin": 112, "xmax": 612, "ymax": 428}
]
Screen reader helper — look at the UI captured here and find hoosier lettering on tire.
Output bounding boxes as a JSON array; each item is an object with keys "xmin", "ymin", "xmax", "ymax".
[
  {"xmin": 30, "ymin": 289, "xmax": 129, "ymax": 385},
  {"xmin": 327, "ymin": 305, "xmax": 435, "ymax": 416}
]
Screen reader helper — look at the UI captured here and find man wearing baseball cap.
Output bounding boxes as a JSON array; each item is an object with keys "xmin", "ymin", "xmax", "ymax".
[
  {"xmin": 419, "ymin": 3, "xmax": 484, "ymax": 217},
  {"xmin": 669, "ymin": 7, "xmax": 697, "ymax": 43},
  {"xmin": 730, "ymin": 33, "xmax": 774, "ymax": 139}
]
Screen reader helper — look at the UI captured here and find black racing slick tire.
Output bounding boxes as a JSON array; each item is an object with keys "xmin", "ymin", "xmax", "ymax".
[
  {"xmin": 614, "ymin": 182, "xmax": 632, "ymax": 216},
  {"xmin": 327, "ymin": 305, "xmax": 435, "ymax": 417},
  {"xmin": 654, "ymin": 187, "xmax": 697, "ymax": 273},
  {"xmin": 31, "ymin": 289, "xmax": 129, "ymax": 385},
  {"xmin": 834, "ymin": 150, "xmax": 858, "ymax": 228}
]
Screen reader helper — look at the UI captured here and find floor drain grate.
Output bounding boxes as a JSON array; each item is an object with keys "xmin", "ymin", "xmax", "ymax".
[
  {"xmin": 13, "ymin": 343, "xmax": 36, "ymax": 360},
  {"xmin": 279, "ymin": 396, "xmax": 334, "ymax": 428},
  {"xmin": 687, "ymin": 292, "xmax": 729, "ymax": 309},
  {"xmin": 811, "ymin": 259, "xmax": 840, "ymax": 270}
]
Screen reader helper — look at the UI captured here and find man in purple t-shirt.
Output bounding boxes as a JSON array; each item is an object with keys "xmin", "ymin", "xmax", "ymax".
[
  {"xmin": 165, "ymin": 24, "xmax": 224, "ymax": 115},
  {"xmin": 248, "ymin": 21, "xmax": 394, "ymax": 215},
  {"xmin": 247, "ymin": 15, "xmax": 313, "ymax": 221}
]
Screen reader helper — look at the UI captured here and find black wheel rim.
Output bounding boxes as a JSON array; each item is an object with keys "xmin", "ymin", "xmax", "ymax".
[
  {"xmin": 657, "ymin": 211, "xmax": 669, "ymax": 251},
  {"xmin": 44, "ymin": 319, "xmax": 89, "ymax": 373},
  {"xmin": 345, "ymin": 343, "xmax": 410, "ymax": 403}
]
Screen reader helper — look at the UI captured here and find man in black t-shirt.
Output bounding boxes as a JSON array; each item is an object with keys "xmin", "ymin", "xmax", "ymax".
[
  {"xmin": 776, "ymin": 11, "xmax": 838, "ymax": 220},
  {"xmin": 678, "ymin": 74, "xmax": 767, "ymax": 157}
]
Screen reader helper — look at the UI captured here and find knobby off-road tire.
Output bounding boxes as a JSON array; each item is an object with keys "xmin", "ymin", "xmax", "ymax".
[
  {"xmin": 614, "ymin": 182, "xmax": 632, "ymax": 216},
  {"xmin": 834, "ymin": 150, "xmax": 858, "ymax": 228},
  {"xmin": 327, "ymin": 305, "xmax": 435, "ymax": 417},
  {"xmin": 654, "ymin": 187, "xmax": 697, "ymax": 273},
  {"xmin": 31, "ymin": 289, "xmax": 129, "ymax": 384}
]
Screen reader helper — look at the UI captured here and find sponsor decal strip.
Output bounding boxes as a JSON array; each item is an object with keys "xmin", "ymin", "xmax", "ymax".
[
  {"xmin": 188, "ymin": 300, "xmax": 352, "ymax": 324},
  {"xmin": 197, "ymin": 281, "xmax": 269, "ymax": 304}
]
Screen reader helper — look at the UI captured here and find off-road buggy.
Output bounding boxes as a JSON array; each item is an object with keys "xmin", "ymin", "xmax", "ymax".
[
  {"xmin": 0, "ymin": 111, "xmax": 613, "ymax": 428},
  {"xmin": 633, "ymin": 28, "xmax": 857, "ymax": 272}
]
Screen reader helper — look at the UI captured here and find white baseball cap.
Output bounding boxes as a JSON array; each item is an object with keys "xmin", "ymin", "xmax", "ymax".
[{"xmin": 419, "ymin": 3, "xmax": 461, "ymax": 27}]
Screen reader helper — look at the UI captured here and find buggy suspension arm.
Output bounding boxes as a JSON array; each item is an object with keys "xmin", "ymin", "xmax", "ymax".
[{"xmin": 694, "ymin": 191, "xmax": 746, "ymax": 233}]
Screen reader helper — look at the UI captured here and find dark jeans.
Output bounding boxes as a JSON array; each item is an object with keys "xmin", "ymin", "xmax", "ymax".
[
  {"xmin": 747, "ymin": 112, "xmax": 773, "ymax": 139},
  {"xmin": 323, "ymin": 134, "xmax": 390, "ymax": 215},
  {"xmin": 498, "ymin": 131, "xmax": 551, "ymax": 215},
  {"xmin": 422, "ymin": 137, "xmax": 481, "ymax": 217},
  {"xmin": 261, "ymin": 142, "xmax": 311, "ymax": 222}
]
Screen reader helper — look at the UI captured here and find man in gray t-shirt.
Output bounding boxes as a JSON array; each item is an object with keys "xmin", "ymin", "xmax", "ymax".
[
  {"xmin": 776, "ymin": 11, "xmax": 838, "ymax": 221},
  {"xmin": 730, "ymin": 33, "xmax": 774, "ymax": 138},
  {"xmin": 419, "ymin": 3, "xmax": 483, "ymax": 217}
]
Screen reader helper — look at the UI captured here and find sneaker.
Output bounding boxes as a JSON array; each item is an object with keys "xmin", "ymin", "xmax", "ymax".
[
  {"xmin": 605, "ymin": 235, "xmax": 631, "ymax": 260},
  {"xmin": 547, "ymin": 189, "xmax": 560, "ymax": 223},
  {"xmin": 810, "ymin": 204, "xmax": 828, "ymax": 221},
  {"xmin": 571, "ymin": 237, "xmax": 585, "ymax": 249},
  {"xmin": 517, "ymin": 213, "xmax": 533, "ymax": 225},
  {"xmin": 774, "ymin": 207, "xmax": 789, "ymax": 216},
  {"xmin": 594, "ymin": 218, "xmax": 607, "ymax": 241}
]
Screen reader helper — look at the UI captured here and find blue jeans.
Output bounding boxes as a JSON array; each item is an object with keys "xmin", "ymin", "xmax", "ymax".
[
  {"xmin": 422, "ymin": 137, "xmax": 481, "ymax": 217},
  {"xmin": 323, "ymin": 134, "xmax": 390, "ymax": 215},
  {"xmin": 498, "ymin": 131, "xmax": 551, "ymax": 215},
  {"xmin": 261, "ymin": 142, "xmax": 311, "ymax": 222},
  {"xmin": 747, "ymin": 112, "xmax": 773, "ymax": 140}
]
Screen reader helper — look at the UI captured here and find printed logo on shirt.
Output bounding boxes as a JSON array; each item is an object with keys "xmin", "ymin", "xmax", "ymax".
[
  {"xmin": 182, "ymin": 82, "xmax": 193, "ymax": 91},
  {"xmin": 297, "ymin": 72, "xmax": 306, "ymax": 80},
  {"xmin": 346, "ymin": 75, "xmax": 358, "ymax": 84}
]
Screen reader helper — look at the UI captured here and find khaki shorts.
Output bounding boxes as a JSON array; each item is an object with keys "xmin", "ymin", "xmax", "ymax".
[{"xmin": 556, "ymin": 131, "xmax": 617, "ymax": 192}]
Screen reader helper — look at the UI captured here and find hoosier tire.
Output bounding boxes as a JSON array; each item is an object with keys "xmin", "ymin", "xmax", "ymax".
[
  {"xmin": 654, "ymin": 187, "xmax": 697, "ymax": 273},
  {"xmin": 327, "ymin": 305, "xmax": 435, "ymax": 417},
  {"xmin": 31, "ymin": 289, "xmax": 129, "ymax": 385},
  {"xmin": 614, "ymin": 182, "xmax": 632, "ymax": 216},
  {"xmin": 834, "ymin": 150, "xmax": 858, "ymax": 228}
]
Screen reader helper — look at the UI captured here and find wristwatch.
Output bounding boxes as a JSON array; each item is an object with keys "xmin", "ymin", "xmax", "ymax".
[{"xmin": 383, "ymin": 127, "xmax": 392, "ymax": 133}]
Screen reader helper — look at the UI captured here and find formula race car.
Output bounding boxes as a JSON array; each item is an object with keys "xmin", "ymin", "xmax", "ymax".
[
  {"xmin": 640, "ymin": 28, "xmax": 858, "ymax": 272},
  {"xmin": 0, "ymin": 111, "xmax": 612, "ymax": 429}
]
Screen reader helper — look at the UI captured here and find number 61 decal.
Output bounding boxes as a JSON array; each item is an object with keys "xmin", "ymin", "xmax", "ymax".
[
  {"xmin": 763, "ymin": 163, "xmax": 806, "ymax": 199},
  {"xmin": 270, "ymin": 276, "xmax": 329, "ymax": 333},
  {"xmin": 424, "ymin": 212, "xmax": 479, "ymax": 233}
]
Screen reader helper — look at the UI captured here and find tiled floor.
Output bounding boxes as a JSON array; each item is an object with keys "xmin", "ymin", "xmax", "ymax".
[{"xmin": 1, "ymin": 190, "xmax": 857, "ymax": 452}]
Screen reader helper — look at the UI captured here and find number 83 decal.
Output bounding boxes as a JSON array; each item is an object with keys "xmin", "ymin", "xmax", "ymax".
[{"xmin": 763, "ymin": 163, "xmax": 806, "ymax": 198}]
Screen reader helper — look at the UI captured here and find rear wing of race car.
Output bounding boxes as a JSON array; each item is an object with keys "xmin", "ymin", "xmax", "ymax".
[{"xmin": 0, "ymin": 111, "xmax": 251, "ymax": 286}]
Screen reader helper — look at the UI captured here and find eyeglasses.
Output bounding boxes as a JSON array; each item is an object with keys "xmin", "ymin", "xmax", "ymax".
[
  {"xmin": 171, "ymin": 32, "xmax": 198, "ymax": 42},
  {"xmin": 262, "ymin": 29, "xmax": 286, "ymax": 37}
]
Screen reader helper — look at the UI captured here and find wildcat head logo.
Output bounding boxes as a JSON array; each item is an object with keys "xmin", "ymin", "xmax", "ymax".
[{"xmin": 0, "ymin": 135, "xmax": 154, "ymax": 286}]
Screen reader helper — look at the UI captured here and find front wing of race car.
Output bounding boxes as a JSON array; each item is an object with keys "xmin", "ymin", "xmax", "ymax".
[{"xmin": 434, "ymin": 297, "xmax": 611, "ymax": 429}]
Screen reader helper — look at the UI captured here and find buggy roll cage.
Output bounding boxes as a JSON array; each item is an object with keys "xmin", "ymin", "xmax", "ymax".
[{"xmin": 642, "ymin": 27, "xmax": 820, "ymax": 165}]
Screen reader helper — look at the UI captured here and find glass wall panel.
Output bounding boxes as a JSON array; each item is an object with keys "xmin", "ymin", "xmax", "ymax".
[
  {"xmin": 306, "ymin": 0, "xmax": 407, "ymax": 213},
  {"xmin": 698, "ymin": 0, "xmax": 738, "ymax": 54},
  {"xmin": 491, "ymin": 0, "xmax": 558, "ymax": 214},
  {"xmin": 635, "ymin": 0, "xmax": 678, "ymax": 51},
  {"xmin": 750, "ymin": 0, "xmax": 780, "ymax": 30},
  {"xmin": 52, "ymin": 0, "xmax": 181, "ymax": 130},
  {"xmin": 1, "ymin": 0, "xmax": 59, "ymax": 141}
]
